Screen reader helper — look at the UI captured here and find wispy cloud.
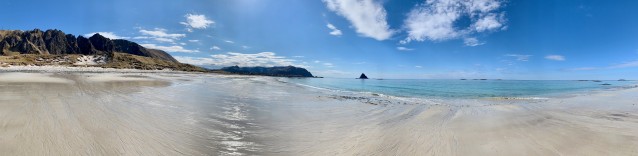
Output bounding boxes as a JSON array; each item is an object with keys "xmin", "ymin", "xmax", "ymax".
[
  {"xmin": 610, "ymin": 60, "xmax": 638, "ymax": 68},
  {"xmin": 352, "ymin": 62, "xmax": 366, "ymax": 65},
  {"xmin": 505, "ymin": 54, "xmax": 532, "ymax": 61},
  {"xmin": 397, "ymin": 47, "xmax": 414, "ymax": 51},
  {"xmin": 139, "ymin": 28, "xmax": 186, "ymax": 39},
  {"xmin": 225, "ymin": 40, "xmax": 235, "ymax": 44},
  {"xmin": 140, "ymin": 44, "xmax": 199, "ymax": 53},
  {"xmin": 174, "ymin": 52, "xmax": 302, "ymax": 67},
  {"xmin": 569, "ymin": 67, "xmax": 599, "ymax": 71},
  {"xmin": 83, "ymin": 32, "xmax": 129, "ymax": 39},
  {"xmin": 415, "ymin": 66, "xmax": 423, "ymax": 68},
  {"xmin": 545, "ymin": 55, "xmax": 565, "ymax": 61},
  {"xmin": 323, "ymin": 0, "xmax": 394, "ymax": 40},
  {"xmin": 402, "ymin": 0, "xmax": 506, "ymax": 44},
  {"xmin": 473, "ymin": 14, "xmax": 505, "ymax": 32},
  {"xmin": 154, "ymin": 38, "xmax": 176, "ymax": 43},
  {"xmin": 188, "ymin": 40, "xmax": 199, "ymax": 43},
  {"xmin": 242, "ymin": 45, "xmax": 250, "ymax": 49},
  {"xmin": 463, "ymin": 37, "xmax": 485, "ymax": 46},
  {"xmin": 180, "ymin": 14, "xmax": 214, "ymax": 31},
  {"xmin": 210, "ymin": 46, "xmax": 221, "ymax": 50},
  {"xmin": 568, "ymin": 60, "xmax": 638, "ymax": 71},
  {"xmin": 323, "ymin": 62, "xmax": 335, "ymax": 67},
  {"xmin": 326, "ymin": 23, "xmax": 343, "ymax": 36},
  {"xmin": 137, "ymin": 28, "xmax": 186, "ymax": 44},
  {"xmin": 312, "ymin": 70, "xmax": 351, "ymax": 77}
]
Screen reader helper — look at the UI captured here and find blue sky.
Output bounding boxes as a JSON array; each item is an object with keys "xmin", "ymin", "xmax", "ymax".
[{"xmin": 2, "ymin": 0, "xmax": 638, "ymax": 80}]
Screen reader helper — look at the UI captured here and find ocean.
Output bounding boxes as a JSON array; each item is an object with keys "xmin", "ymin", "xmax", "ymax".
[{"xmin": 284, "ymin": 78, "xmax": 637, "ymax": 99}]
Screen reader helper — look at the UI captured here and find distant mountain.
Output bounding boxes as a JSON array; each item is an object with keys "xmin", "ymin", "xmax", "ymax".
[
  {"xmin": 220, "ymin": 66, "xmax": 314, "ymax": 77},
  {"xmin": 0, "ymin": 29, "xmax": 177, "ymax": 62}
]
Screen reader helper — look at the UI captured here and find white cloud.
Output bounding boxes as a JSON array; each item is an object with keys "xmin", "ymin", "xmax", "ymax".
[
  {"xmin": 415, "ymin": 66, "xmax": 423, "ymax": 68},
  {"xmin": 545, "ymin": 55, "xmax": 565, "ymax": 61},
  {"xmin": 610, "ymin": 60, "xmax": 638, "ymax": 68},
  {"xmin": 83, "ymin": 32, "xmax": 129, "ymax": 39},
  {"xmin": 464, "ymin": 37, "xmax": 485, "ymax": 46},
  {"xmin": 225, "ymin": 40, "xmax": 235, "ymax": 44},
  {"xmin": 292, "ymin": 56, "xmax": 305, "ymax": 58},
  {"xmin": 403, "ymin": 4, "xmax": 460, "ymax": 42},
  {"xmin": 326, "ymin": 23, "xmax": 343, "ymax": 36},
  {"xmin": 397, "ymin": 47, "xmax": 414, "ymax": 51},
  {"xmin": 211, "ymin": 46, "xmax": 221, "ymax": 50},
  {"xmin": 323, "ymin": 62, "xmax": 335, "ymax": 67},
  {"xmin": 180, "ymin": 14, "xmax": 214, "ymax": 29},
  {"xmin": 402, "ymin": 0, "xmax": 506, "ymax": 43},
  {"xmin": 473, "ymin": 13, "xmax": 505, "ymax": 32},
  {"xmin": 188, "ymin": 40, "xmax": 199, "ymax": 42},
  {"xmin": 154, "ymin": 38, "xmax": 175, "ymax": 43},
  {"xmin": 569, "ymin": 67, "xmax": 598, "ymax": 71},
  {"xmin": 132, "ymin": 36, "xmax": 151, "ymax": 39},
  {"xmin": 242, "ymin": 45, "xmax": 250, "ymax": 49},
  {"xmin": 353, "ymin": 62, "xmax": 366, "ymax": 65},
  {"xmin": 140, "ymin": 44, "xmax": 199, "ymax": 53},
  {"xmin": 174, "ymin": 52, "xmax": 303, "ymax": 67},
  {"xmin": 139, "ymin": 28, "xmax": 186, "ymax": 39},
  {"xmin": 313, "ymin": 60, "xmax": 321, "ymax": 63},
  {"xmin": 505, "ymin": 54, "xmax": 532, "ymax": 61},
  {"xmin": 312, "ymin": 69, "xmax": 352, "ymax": 77},
  {"xmin": 323, "ymin": 0, "xmax": 394, "ymax": 40},
  {"xmin": 569, "ymin": 60, "xmax": 638, "ymax": 71}
]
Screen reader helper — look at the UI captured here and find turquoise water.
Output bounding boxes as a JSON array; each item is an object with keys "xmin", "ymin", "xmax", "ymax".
[{"xmin": 285, "ymin": 78, "xmax": 637, "ymax": 99}]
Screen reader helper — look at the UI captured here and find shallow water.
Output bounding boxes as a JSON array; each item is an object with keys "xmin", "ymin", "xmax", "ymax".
[{"xmin": 285, "ymin": 78, "xmax": 637, "ymax": 99}]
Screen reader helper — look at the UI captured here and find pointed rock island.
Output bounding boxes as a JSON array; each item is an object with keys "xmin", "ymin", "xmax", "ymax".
[{"xmin": 358, "ymin": 73, "xmax": 369, "ymax": 79}]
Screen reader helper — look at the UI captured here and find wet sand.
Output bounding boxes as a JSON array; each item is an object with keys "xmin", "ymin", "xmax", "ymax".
[{"xmin": 0, "ymin": 72, "xmax": 637, "ymax": 155}]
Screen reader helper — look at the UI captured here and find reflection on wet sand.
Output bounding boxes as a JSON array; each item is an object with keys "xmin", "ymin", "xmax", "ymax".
[{"xmin": 1, "ymin": 73, "xmax": 637, "ymax": 155}]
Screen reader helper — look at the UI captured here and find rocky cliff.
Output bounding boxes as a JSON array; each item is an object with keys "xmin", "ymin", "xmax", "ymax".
[{"xmin": 0, "ymin": 29, "xmax": 178, "ymax": 62}]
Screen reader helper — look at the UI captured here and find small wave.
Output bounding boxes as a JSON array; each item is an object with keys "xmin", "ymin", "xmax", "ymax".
[
  {"xmin": 486, "ymin": 97, "xmax": 550, "ymax": 100},
  {"xmin": 287, "ymin": 81, "xmax": 447, "ymax": 106}
]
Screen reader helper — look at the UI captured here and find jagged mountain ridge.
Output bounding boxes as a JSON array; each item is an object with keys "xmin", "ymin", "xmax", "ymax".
[{"xmin": 0, "ymin": 29, "xmax": 177, "ymax": 62}]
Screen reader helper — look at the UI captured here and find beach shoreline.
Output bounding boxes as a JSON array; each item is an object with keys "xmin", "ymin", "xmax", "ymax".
[{"xmin": 0, "ymin": 72, "xmax": 637, "ymax": 155}]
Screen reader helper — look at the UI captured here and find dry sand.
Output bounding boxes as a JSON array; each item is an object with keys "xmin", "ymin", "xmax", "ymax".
[{"xmin": 0, "ymin": 72, "xmax": 637, "ymax": 155}]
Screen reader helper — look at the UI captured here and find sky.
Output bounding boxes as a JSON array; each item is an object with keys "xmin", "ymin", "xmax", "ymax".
[{"xmin": 2, "ymin": 0, "xmax": 638, "ymax": 80}]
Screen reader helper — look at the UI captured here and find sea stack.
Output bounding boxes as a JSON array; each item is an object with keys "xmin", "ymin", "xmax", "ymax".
[{"xmin": 358, "ymin": 73, "xmax": 369, "ymax": 79}]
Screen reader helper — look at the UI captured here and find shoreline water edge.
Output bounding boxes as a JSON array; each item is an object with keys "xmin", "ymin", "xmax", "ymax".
[{"xmin": 0, "ymin": 70, "xmax": 637, "ymax": 155}]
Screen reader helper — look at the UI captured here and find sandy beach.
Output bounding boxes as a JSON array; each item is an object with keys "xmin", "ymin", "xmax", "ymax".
[{"xmin": 0, "ymin": 71, "xmax": 637, "ymax": 155}]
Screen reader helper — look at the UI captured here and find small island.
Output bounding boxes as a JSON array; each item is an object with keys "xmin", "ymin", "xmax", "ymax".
[
  {"xmin": 358, "ymin": 73, "xmax": 369, "ymax": 79},
  {"xmin": 216, "ymin": 65, "xmax": 314, "ymax": 77}
]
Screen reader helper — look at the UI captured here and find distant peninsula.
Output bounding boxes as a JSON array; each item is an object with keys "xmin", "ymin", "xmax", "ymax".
[
  {"xmin": 0, "ymin": 29, "xmax": 205, "ymax": 72},
  {"xmin": 217, "ymin": 65, "xmax": 314, "ymax": 77}
]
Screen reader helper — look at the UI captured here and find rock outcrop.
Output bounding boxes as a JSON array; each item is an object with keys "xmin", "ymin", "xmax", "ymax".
[
  {"xmin": 0, "ymin": 29, "xmax": 178, "ymax": 62},
  {"xmin": 358, "ymin": 73, "xmax": 369, "ymax": 79},
  {"xmin": 220, "ymin": 65, "xmax": 314, "ymax": 77}
]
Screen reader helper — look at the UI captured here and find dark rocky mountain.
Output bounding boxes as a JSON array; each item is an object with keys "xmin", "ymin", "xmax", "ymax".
[
  {"xmin": 220, "ymin": 65, "xmax": 314, "ymax": 77},
  {"xmin": 0, "ymin": 29, "xmax": 178, "ymax": 62}
]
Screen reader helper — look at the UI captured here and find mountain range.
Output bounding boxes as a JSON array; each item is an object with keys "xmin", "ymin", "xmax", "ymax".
[
  {"xmin": 1, "ymin": 29, "xmax": 316, "ymax": 76},
  {"xmin": 0, "ymin": 29, "xmax": 176, "ymax": 62}
]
